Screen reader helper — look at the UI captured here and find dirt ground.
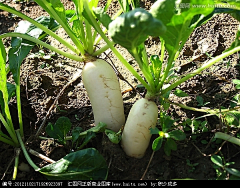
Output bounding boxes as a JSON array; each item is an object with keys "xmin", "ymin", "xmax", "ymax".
[{"xmin": 0, "ymin": 0, "xmax": 240, "ymax": 180}]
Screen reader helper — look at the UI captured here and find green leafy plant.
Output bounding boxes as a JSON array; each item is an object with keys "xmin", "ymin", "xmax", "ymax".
[
  {"xmin": 0, "ymin": 38, "xmax": 108, "ymax": 179},
  {"xmin": 211, "ymin": 154, "xmax": 240, "ymax": 180},
  {"xmin": 45, "ymin": 116, "xmax": 72, "ymax": 145},
  {"xmin": 230, "ymin": 93, "xmax": 240, "ymax": 108},
  {"xmin": 38, "ymin": 148, "xmax": 108, "ymax": 180},
  {"xmin": 0, "ymin": 0, "xmax": 129, "ymax": 179},
  {"xmin": 0, "ymin": 1, "xmax": 118, "ymax": 178},
  {"xmin": 105, "ymin": 128, "xmax": 123, "ymax": 144},
  {"xmin": 0, "ymin": 15, "xmax": 61, "ymax": 179},
  {"xmin": 181, "ymin": 118, "xmax": 209, "ymax": 141},
  {"xmin": 186, "ymin": 159, "xmax": 199, "ymax": 173},
  {"xmin": 17, "ymin": 128, "xmax": 108, "ymax": 180},
  {"xmin": 232, "ymin": 79, "xmax": 240, "ymax": 89},
  {"xmin": 1, "ymin": 0, "xmax": 240, "ymax": 180},
  {"xmin": 43, "ymin": 119, "xmax": 109, "ymax": 157},
  {"xmin": 151, "ymin": 114, "xmax": 186, "ymax": 156},
  {"xmin": 0, "ymin": 0, "xmax": 126, "ymax": 133},
  {"xmin": 196, "ymin": 96, "xmax": 210, "ymax": 107},
  {"xmin": 97, "ymin": 0, "xmax": 240, "ymax": 158},
  {"xmin": 69, "ymin": 122, "xmax": 107, "ymax": 150},
  {"xmin": 45, "ymin": 117, "xmax": 107, "ymax": 149},
  {"xmin": 0, "ymin": 40, "xmax": 19, "ymax": 148},
  {"xmin": 67, "ymin": 0, "xmax": 240, "ymax": 161}
]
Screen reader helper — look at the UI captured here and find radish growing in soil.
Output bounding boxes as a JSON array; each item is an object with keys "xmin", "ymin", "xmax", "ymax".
[
  {"xmin": 1, "ymin": 0, "xmax": 240, "ymax": 163},
  {"xmin": 121, "ymin": 98, "xmax": 158, "ymax": 158},
  {"xmin": 82, "ymin": 58, "xmax": 125, "ymax": 132},
  {"xmin": 0, "ymin": 0, "xmax": 126, "ymax": 132},
  {"xmin": 93, "ymin": 0, "xmax": 240, "ymax": 158},
  {"xmin": 106, "ymin": 7, "xmax": 166, "ymax": 157},
  {"xmin": 0, "ymin": 0, "xmax": 125, "ymax": 180}
]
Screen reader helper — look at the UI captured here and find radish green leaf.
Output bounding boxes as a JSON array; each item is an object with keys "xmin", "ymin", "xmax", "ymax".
[
  {"xmin": 150, "ymin": 0, "xmax": 214, "ymax": 57},
  {"xmin": 77, "ymin": 132, "xmax": 96, "ymax": 150},
  {"xmin": 9, "ymin": 16, "xmax": 59, "ymax": 85},
  {"xmin": 72, "ymin": 127, "xmax": 83, "ymax": 144},
  {"xmin": 93, "ymin": 7, "xmax": 112, "ymax": 28},
  {"xmin": 108, "ymin": 8, "xmax": 166, "ymax": 50},
  {"xmin": 168, "ymin": 130, "xmax": 186, "ymax": 141},
  {"xmin": 174, "ymin": 89, "xmax": 189, "ymax": 97},
  {"xmin": 0, "ymin": 83, "xmax": 16, "ymax": 115},
  {"xmin": 46, "ymin": 117, "xmax": 72, "ymax": 144},
  {"xmin": 211, "ymin": 155, "xmax": 223, "ymax": 167},
  {"xmin": 164, "ymin": 138, "xmax": 177, "ymax": 156},
  {"xmin": 152, "ymin": 136, "xmax": 163, "ymax": 151},
  {"xmin": 39, "ymin": 148, "xmax": 108, "ymax": 180}
]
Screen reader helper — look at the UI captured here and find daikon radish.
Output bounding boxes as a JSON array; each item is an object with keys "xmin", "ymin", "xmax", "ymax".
[
  {"xmin": 121, "ymin": 98, "xmax": 158, "ymax": 158},
  {"xmin": 82, "ymin": 58, "xmax": 125, "ymax": 132}
]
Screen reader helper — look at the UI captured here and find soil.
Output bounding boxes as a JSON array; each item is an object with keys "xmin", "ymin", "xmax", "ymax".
[{"xmin": 0, "ymin": 0, "xmax": 240, "ymax": 181}]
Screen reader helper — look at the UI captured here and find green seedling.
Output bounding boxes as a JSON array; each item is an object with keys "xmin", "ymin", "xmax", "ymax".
[
  {"xmin": 44, "ymin": 121, "xmax": 107, "ymax": 150},
  {"xmin": 105, "ymin": 128, "xmax": 122, "ymax": 144},
  {"xmin": 74, "ymin": 114, "xmax": 80, "ymax": 121},
  {"xmin": 45, "ymin": 116, "xmax": 72, "ymax": 145},
  {"xmin": 174, "ymin": 89, "xmax": 189, "ymax": 98},
  {"xmin": 196, "ymin": 96, "xmax": 210, "ymax": 107},
  {"xmin": 230, "ymin": 94, "xmax": 240, "ymax": 108},
  {"xmin": 69, "ymin": 122, "xmax": 107, "ymax": 150},
  {"xmin": 150, "ymin": 113, "xmax": 186, "ymax": 156},
  {"xmin": 186, "ymin": 159, "xmax": 199, "ymax": 173},
  {"xmin": 181, "ymin": 118, "xmax": 209, "ymax": 141},
  {"xmin": 41, "ymin": 120, "xmax": 107, "ymax": 149},
  {"xmin": 211, "ymin": 154, "xmax": 240, "ymax": 180}
]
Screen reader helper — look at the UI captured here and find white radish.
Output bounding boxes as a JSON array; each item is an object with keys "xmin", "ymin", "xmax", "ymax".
[
  {"xmin": 82, "ymin": 58, "xmax": 125, "ymax": 132},
  {"xmin": 121, "ymin": 98, "xmax": 158, "ymax": 158}
]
